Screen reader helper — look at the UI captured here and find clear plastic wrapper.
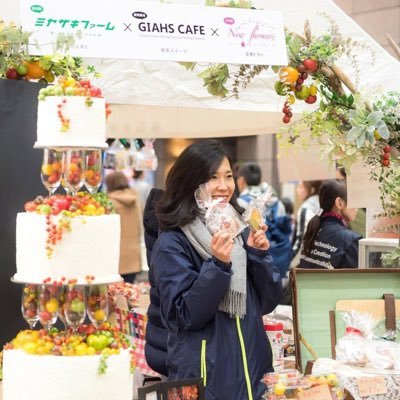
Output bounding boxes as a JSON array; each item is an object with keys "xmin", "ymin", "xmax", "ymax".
[
  {"xmin": 263, "ymin": 372, "xmax": 345, "ymax": 400},
  {"xmin": 135, "ymin": 139, "xmax": 158, "ymax": 171},
  {"xmin": 242, "ymin": 188, "xmax": 273, "ymax": 232},
  {"xmin": 195, "ymin": 183, "xmax": 247, "ymax": 239},
  {"xmin": 262, "ymin": 370, "xmax": 302, "ymax": 386},
  {"xmin": 336, "ymin": 311, "xmax": 400, "ymax": 370},
  {"xmin": 335, "ymin": 311, "xmax": 376, "ymax": 366},
  {"xmin": 364, "ymin": 338, "xmax": 400, "ymax": 370}
]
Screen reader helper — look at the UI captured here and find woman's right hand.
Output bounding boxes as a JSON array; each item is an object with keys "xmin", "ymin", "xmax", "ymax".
[{"xmin": 211, "ymin": 230, "xmax": 234, "ymax": 264}]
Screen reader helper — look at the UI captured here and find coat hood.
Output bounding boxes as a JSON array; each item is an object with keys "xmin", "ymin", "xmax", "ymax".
[
  {"xmin": 143, "ymin": 188, "xmax": 163, "ymax": 240},
  {"xmin": 240, "ymin": 182, "xmax": 279, "ymax": 207},
  {"xmin": 108, "ymin": 188, "xmax": 138, "ymax": 207}
]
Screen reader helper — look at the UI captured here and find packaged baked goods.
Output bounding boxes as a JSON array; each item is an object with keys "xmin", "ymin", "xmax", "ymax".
[
  {"xmin": 242, "ymin": 188, "xmax": 273, "ymax": 232},
  {"xmin": 195, "ymin": 183, "xmax": 247, "ymax": 239},
  {"xmin": 335, "ymin": 311, "xmax": 376, "ymax": 367},
  {"xmin": 262, "ymin": 371, "xmax": 310, "ymax": 399},
  {"xmin": 263, "ymin": 372, "xmax": 345, "ymax": 400}
]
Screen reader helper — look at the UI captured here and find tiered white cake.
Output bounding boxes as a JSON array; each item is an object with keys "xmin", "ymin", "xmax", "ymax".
[
  {"xmin": 14, "ymin": 213, "xmax": 121, "ymax": 285},
  {"xmin": 2, "ymin": 81, "xmax": 133, "ymax": 400},
  {"xmin": 35, "ymin": 96, "xmax": 108, "ymax": 149},
  {"xmin": 3, "ymin": 350, "xmax": 133, "ymax": 400}
]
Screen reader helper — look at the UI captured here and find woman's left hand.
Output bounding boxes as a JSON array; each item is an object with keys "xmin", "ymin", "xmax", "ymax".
[{"xmin": 247, "ymin": 223, "xmax": 270, "ymax": 250}]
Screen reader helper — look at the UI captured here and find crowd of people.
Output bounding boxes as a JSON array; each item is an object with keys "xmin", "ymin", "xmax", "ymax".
[{"xmin": 106, "ymin": 139, "xmax": 365, "ymax": 399}]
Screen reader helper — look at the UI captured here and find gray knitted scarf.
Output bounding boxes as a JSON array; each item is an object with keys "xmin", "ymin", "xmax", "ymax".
[{"xmin": 181, "ymin": 217, "xmax": 247, "ymax": 318}]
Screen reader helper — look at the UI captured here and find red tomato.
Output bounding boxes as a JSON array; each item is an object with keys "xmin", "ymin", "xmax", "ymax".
[
  {"xmin": 53, "ymin": 197, "xmax": 71, "ymax": 211},
  {"xmin": 24, "ymin": 201, "xmax": 38, "ymax": 212}
]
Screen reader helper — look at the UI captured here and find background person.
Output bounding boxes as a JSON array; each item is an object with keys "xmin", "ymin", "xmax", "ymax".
[
  {"xmin": 105, "ymin": 171, "xmax": 142, "ymax": 283},
  {"xmin": 336, "ymin": 166, "xmax": 366, "ymax": 238},
  {"xmin": 291, "ymin": 180, "xmax": 322, "ymax": 267},
  {"xmin": 236, "ymin": 162, "xmax": 292, "ymax": 278},
  {"xmin": 131, "ymin": 170, "xmax": 152, "ymax": 210},
  {"xmin": 151, "ymin": 140, "xmax": 282, "ymax": 400},
  {"xmin": 143, "ymin": 188, "xmax": 168, "ymax": 377},
  {"xmin": 300, "ymin": 179, "xmax": 362, "ymax": 269}
]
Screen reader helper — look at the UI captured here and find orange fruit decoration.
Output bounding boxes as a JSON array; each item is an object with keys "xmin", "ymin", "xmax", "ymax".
[
  {"xmin": 24, "ymin": 61, "xmax": 46, "ymax": 79},
  {"xmin": 279, "ymin": 66, "xmax": 299, "ymax": 85}
]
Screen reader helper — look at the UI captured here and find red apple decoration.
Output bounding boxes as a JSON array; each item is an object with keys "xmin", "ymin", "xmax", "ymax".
[
  {"xmin": 305, "ymin": 95, "xmax": 317, "ymax": 104},
  {"xmin": 303, "ymin": 59, "xmax": 318, "ymax": 73},
  {"xmin": 6, "ymin": 68, "xmax": 19, "ymax": 80}
]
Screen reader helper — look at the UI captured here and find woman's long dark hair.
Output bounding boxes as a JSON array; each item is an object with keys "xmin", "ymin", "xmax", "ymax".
[
  {"xmin": 157, "ymin": 140, "xmax": 242, "ymax": 231},
  {"xmin": 302, "ymin": 179, "xmax": 347, "ymax": 255}
]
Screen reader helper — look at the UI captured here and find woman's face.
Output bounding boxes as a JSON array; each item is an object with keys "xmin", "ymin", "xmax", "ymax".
[
  {"xmin": 342, "ymin": 205, "xmax": 358, "ymax": 222},
  {"xmin": 296, "ymin": 181, "xmax": 309, "ymax": 202},
  {"xmin": 207, "ymin": 157, "xmax": 235, "ymax": 203}
]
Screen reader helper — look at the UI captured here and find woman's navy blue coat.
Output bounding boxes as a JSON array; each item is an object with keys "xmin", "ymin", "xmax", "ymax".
[
  {"xmin": 151, "ymin": 228, "xmax": 282, "ymax": 400},
  {"xmin": 143, "ymin": 188, "xmax": 168, "ymax": 376}
]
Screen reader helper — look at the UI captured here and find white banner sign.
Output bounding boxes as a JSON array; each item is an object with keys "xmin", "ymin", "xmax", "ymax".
[{"xmin": 20, "ymin": 0, "xmax": 288, "ymax": 65}]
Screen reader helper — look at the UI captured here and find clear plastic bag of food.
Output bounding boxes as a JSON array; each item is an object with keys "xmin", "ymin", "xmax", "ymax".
[
  {"xmin": 263, "ymin": 372, "xmax": 310, "ymax": 399},
  {"xmin": 365, "ymin": 338, "xmax": 400, "ymax": 370},
  {"xmin": 335, "ymin": 311, "xmax": 376, "ymax": 366},
  {"xmin": 242, "ymin": 187, "xmax": 273, "ymax": 232},
  {"xmin": 195, "ymin": 183, "xmax": 247, "ymax": 239},
  {"xmin": 262, "ymin": 370, "xmax": 302, "ymax": 386}
]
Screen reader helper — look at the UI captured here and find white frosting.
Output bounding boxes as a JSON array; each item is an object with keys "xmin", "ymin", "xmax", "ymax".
[
  {"xmin": 2, "ymin": 349, "xmax": 133, "ymax": 400},
  {"xmin": 35, "ymin": 96, "xmax": 108, "ymax": 149},
  {"xmin": 15, "ymin": 213, "xmax": 122, "ymax": 284}
]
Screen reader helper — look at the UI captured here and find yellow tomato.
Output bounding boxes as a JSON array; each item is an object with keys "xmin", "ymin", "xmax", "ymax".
[
  {"xmin": 45, "ymin": 298, "xmax": 59, "ymax": 313},
  {"xmin": 326, "ymin": 373, "xmax": 338, "ymax": 386},
  {"xmin": 309, "ymin": 85, "xmax": 318, "ymax": 96},
  {"xmin": 41, "ymin": 164, "xmax": 54, "ymax": 176},
  {"xmin": 76, "ymin": 342, "xmax": 88, "ymax": 356},
  {"xmin": 274, "ymin": 382, "xmax": 286, "ymax": 396},
  {"xmin": 93, "ymin": 309, "xmax": 106, "ymax": 321},
  {"xmin": 287, "ymin": 94, "xmax": 296, "ymax": 104},
  {"xmin": 63, "ymin": 77, "xmax": 76, "ymax": 87},
  {"xmin": 15, "ymin": 330, "xmax": 40, "ymax": 347},
  {"xmin": 23, "ymin": 342, "xmax": 38, "ymax": 354}
]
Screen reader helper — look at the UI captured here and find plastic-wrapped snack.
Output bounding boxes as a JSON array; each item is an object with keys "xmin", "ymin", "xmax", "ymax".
[
  {"xmin": 242, "ymin": 188, "xmax": 273, "ymax": 232},
  {"xmin": 265, "ymin": 376, "xmax": 310, "ymax": 399},
  {"xmin": 365, "ymin": 339, "xmax": 400, "ymax": 370},
  {"xmin": 335, "ymin": 311, "xmax": 376, "ymax": 366},
  {"xmin": 262, "ymin": 370, "xmax": 302, "ymax": 386},
  {"xmin": 195, "ymin": 183, "xmax": 247, "ymax": 239},
  {"xmin": 306, "ymin": 374, "xmax": 345, "ymax": 400}
]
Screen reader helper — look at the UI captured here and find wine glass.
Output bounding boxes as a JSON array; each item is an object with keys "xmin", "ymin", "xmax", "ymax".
[
  {"xmin": 64, "ymin": 285, "xmax": 86, "ymax": 332},
  {"xmin": 21, "ymin": 284, "xmax": 39, "ymax": 329},
  {"xmin": 58, "ymin": 286, "xmax": 67, "ymax": 330},
  {"xmin": 38, "ymin": 285, "xmax": 59, "ymax": 331},
  {"xmin": 62, "ymin": 150, "xmax": 85, "ymax": 195},
  {"xmin": 84, "ymin": 150, "xmax": 102, "ymax": 193},
  {"xmin": 41, "ymin": 149, "xmax": 63, "ymax": 196},
  {"xmin": 86, "ymin": 284, "xmax": 109, "ymax": 327}
]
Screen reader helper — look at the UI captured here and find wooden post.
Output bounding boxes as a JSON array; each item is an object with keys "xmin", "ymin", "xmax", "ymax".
[{"xmin": 386, "ymin": 33, "xmax": 400, "ymax": 60}]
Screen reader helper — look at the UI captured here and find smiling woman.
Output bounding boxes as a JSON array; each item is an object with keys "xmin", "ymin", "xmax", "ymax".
[
  {"xmin": 156, "ymin": 140, "xmax": 242, "ymax": 231},
  {"xmin": 150, "ymin": 139, "xmax": 282, "ymax": 400},
  {"xmin": 206, "ymin": 157, "xmax": 235, "ymax": 203}
]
